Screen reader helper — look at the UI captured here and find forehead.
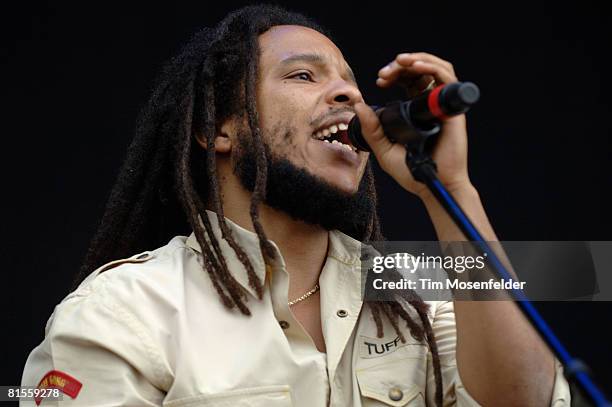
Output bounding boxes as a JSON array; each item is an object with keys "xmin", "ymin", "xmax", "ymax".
[{"xmin": 258, "ymin": 25, "xmax": 347, "ymax": 68}]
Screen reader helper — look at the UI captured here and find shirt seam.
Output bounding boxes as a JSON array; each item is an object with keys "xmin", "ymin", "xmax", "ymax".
[{"xmin": 94, "ymin": 274, "xmax": 172, "ymax": 390}]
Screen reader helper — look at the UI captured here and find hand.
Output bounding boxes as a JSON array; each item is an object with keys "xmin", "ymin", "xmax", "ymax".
[{"xmin": 354, "ymin": 52, "xmax": 473, "ymax": 200}]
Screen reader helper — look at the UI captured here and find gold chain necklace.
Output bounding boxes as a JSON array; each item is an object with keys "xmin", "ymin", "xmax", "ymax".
[{"xmin": 288, "ymin": 283, "xmax": 320, "ymax": 306}]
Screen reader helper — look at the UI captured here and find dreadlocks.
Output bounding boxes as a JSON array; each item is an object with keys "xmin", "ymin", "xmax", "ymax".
[{"xmin": 74, "ymin": 5, "xmax": 443, "ymax": 405}]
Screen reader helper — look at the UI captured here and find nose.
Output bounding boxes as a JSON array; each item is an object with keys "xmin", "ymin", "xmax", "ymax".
[{"xmin": 325, "ymin": 78, "xmax": 362, "ymax": 107}]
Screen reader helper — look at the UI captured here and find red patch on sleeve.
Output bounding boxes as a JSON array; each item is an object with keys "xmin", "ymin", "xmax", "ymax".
[{"xmin": 35, "ymin": 370, "xmax": 82, "ymax": 405}]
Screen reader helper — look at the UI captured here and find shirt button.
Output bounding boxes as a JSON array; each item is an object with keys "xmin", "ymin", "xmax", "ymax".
[
  {"xmin": 336, "ymin": 309, "xmax": 348, "ymax": 318},
  {"xmin": 388, "ymin": 387, "xmax": 404, "ymax": 401},
  {"xmin": 279, "ymin": 320, "xmax": 290, "ymax": 329}
]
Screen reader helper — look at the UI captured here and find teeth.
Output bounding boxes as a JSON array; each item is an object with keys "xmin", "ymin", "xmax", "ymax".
[
  {"xmin": 322, "ymin": 139, "xmax": 356, "ymax": 152},
  {"xmin": 311, "ymin": 122, "xmax": 351, "ymax": 141}
]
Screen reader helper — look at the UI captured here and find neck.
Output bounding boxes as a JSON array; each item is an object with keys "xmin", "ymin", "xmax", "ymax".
[{"xmin": 211, "ymin": 168, "xmax": 329, "ymax": 299}]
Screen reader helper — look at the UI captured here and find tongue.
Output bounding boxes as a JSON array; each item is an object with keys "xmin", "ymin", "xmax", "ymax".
[{"xmin": 337, "ymin": 130, "xmax": 351, "ymax": 146}]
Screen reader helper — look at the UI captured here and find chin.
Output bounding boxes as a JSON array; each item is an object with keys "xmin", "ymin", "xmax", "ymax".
[{"xmin": 325, "ymin": 177, "xmax": 361, "ymax": 195}]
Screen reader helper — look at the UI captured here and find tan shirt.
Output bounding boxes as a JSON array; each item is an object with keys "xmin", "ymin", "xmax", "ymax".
[{"xmin": 21, "ymin": 211, "xmax": 571, "ymax": 406}]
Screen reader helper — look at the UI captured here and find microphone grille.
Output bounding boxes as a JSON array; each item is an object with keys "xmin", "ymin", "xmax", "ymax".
[{"xmin": 457, "ymin": 82, "xmax": 480, "ymax": 105}]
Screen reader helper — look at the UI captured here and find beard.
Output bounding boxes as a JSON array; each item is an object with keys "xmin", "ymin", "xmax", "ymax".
[{"xmin": 232, "ymin": 127, "xmax": 376, "ymax": 241}]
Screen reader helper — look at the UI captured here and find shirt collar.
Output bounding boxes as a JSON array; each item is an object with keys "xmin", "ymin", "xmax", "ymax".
[{"xmin": 186, "ymin": 210, "xmax": 362, "ymax": 298}]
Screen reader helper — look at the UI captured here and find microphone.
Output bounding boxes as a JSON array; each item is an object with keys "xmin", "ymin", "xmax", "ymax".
[{"xmin": 347, "ymin": 81, "xmax": 480, "ymax": 152}]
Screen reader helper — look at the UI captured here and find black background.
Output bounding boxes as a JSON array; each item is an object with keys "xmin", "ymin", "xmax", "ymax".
[{"xmin": 2, "ymin": 1, "xmax": 611, "ymax": 398}]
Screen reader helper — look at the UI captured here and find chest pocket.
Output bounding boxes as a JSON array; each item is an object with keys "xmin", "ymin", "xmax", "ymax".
[
  {"xmin": 162, "ymin": 385, "xmax": 293, "ymax": 407},
  {"xmin": 356, "ymin": 340, "xmax": 428, "ymax": 407}
]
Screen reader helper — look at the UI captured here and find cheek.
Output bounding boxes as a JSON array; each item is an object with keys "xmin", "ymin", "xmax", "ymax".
[
  {"xmin": 259, "ymin": 100, "xmax": 309, "ymax": 160},
  {"xmin": 260, "ymin": 119, "xmax": 310, "ymax": 167},
  {"xmin": 259, "ymin": 81, "xmax": 311, "ymax": 121},
  {"xmin": 258, "ymin": 86, "xmax": 303, "ymax": 128},
  {"xmin": 266, "ymin": 123, "xmax": 298, "ymax": 151}
]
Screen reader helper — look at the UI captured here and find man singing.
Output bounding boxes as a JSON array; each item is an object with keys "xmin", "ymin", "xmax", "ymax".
[{"xmin": 22, "ymin": 5, "xmax": 570, "ymax": 406}]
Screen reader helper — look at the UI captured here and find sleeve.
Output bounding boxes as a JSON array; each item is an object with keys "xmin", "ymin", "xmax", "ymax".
[
  {"xmin": 425, "ymin": 301, "xmax": 571, "ymax": 406},
  {"xmin": 20, "ymin": 278, "xmax": 171, "ymax": 406}
]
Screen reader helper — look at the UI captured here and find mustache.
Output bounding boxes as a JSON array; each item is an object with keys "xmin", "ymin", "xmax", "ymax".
[{"xmin": 309, "ymin": 106, "xmax": 356, "ymax": 129}]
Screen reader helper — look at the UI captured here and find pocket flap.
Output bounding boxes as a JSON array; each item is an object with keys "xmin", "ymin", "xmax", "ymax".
[{"xmin": 356, "ymin": 360, "xmax": 424, "ymax": 406}]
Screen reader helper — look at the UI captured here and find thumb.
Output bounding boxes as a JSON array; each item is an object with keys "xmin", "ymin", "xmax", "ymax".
[{"xmin": 353, "ymin": 101, "xmax": 394, "ymax": 158}]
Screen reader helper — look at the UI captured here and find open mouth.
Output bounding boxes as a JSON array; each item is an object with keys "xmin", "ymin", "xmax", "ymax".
[{"xmin": 311, "ymin": 122, "xmax": 356, "ymax": 152}]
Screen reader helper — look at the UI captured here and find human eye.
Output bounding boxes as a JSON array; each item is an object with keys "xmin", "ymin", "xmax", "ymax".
[{"xmin": 287, "ymin": 71, "xmax": 314, "ymax": 82}]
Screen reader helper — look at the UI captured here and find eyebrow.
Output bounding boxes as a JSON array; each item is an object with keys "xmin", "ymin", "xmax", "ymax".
[{"xmin": 279, "ymin": 53, "xmax": 357, "ymax": 85}]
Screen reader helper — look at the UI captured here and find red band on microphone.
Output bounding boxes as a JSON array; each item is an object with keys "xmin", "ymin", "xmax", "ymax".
[{"xmin": 427, "ymin": 85, "xmax": 449, "ymax": 120}]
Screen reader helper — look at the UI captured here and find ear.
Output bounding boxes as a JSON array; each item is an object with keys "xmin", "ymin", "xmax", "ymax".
[{"xmin": 194, "ymin": 119, "xmax": 233, "ymax": 154}]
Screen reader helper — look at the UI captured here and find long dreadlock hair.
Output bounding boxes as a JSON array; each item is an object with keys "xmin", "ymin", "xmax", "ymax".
[{"xmin": 74, "ymin": 5, "xmax": 443, "ymax": 405}]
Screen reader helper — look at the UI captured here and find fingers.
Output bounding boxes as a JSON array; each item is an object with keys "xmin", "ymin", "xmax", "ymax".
[
  {"xmin": 397, "ymin": 52, "xmax": 455, "ymax": 74},
  {"xmin": 353, "ymin": 101, "xmax": 393, "ymax": 157},
  {"xmin": 376, "ymin": 52, "xmax": 458, "ymax": 90},
  {"xmin": 353, "ymin": 101, "xmax": 415, "ymax": 190}
]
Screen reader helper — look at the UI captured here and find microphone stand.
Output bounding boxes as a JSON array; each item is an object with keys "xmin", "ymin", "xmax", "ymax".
[{"xmin": 402, "ymin": 128, "xmax": 610, "ymax": 406}]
